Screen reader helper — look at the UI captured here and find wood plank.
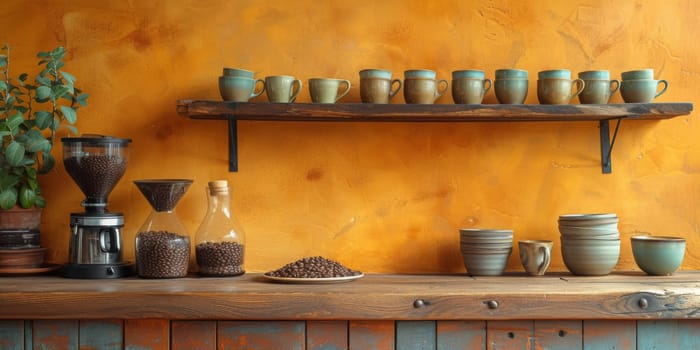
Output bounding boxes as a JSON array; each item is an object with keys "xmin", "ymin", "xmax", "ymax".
[
  {"xmin": 0, "ymin": 320, "xmax": 24, "ymax": 350},
  {"xmin": 348, "ymin": 320, "xmax": 395, "ymax": 350},
  {"xmin": 218, "ymin": 321, "xmax": 304, "ymax": 350},
  {"xmin": 124, "ymin": 319, "xmax": 169, "ymax": 350},
  {"xmin": 583, "ymin": 320, "xmax": 635, "ymax": 350},
  {"xmin": 486, "ymin": 320, "xmax": 533, "ymax": 350},
  {"xmin": 306, "ymin": 320, "xmax": 347, "ymax": 350},
  {"xmin": 32, "ymin": 320, "xmax": 78, "ymax": 350},
  {"xmin": 396, "ymin": 321, "xmax": 435, "ymax": 350},
  {"xmin": 176, "ymin": 101, "xmax": 693, "ymax": 122},
  {"xmin": 171, "ymin": 320, "xmax": 215, "ymax": 350},
  {"xmin": 1, "ymin": 273, "xmax": 700, "ymax": 320},
  {"xmin": 637, "ymin": 320, "xmax": 700, "ymax": 349},
  {"xmin": 79, "ymin": 320, "xmax": 123, "ymax": 350},
  {"xmin": 534, "ymin": 320, "xmax": 581, "ymax": 349},
  {"xmin": 436, "ymin": 321, "xmax": 486, "ymax": 350}
]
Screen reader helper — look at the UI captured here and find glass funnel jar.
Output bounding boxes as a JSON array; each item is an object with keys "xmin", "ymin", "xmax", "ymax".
[
  {"xmin": 195, "ymin": 180, "xmax": 246, "ymax": 276},
  {"xmin": 133, "ymin": 179, "xmax": 192, "ymax": 278}
]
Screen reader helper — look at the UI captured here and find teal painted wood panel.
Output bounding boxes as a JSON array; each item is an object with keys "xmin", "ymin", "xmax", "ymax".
[
  {"xmin": 349, "ymin": 321, "xmax": 395, "ymax": 350},
  {"xmin": 0, "ymin": 320, "xmax": 24, "ymax": 350},
  {"xmin": 436, "ymin": 321, "xmax": 486, "ymax": 350},
  {"xmin": 534, "ymin": 320, "xmax": 582, "ymax": 349},
  {"xmin": 638, "ymin": 320, "xmax": 700, "ymax": 350},
  {"xmin": 218, "ymin": 321, "xmax": 304, "ymax": 350},
  {"xmin": 24, "ymin": 321, "xmax": 32, "ymax": 350},
  {"xmin": 396, "ymin": 321, "xmax": 436, "ymax": 350},
  {"xmin": 125, "ymin": 319, "xmax": 169, "ymax": 350},
  {"xmin": 32, "ymin": 320, "xmax": 78, "ymax": 350},
  {"xmin": 486, "ymin": 320, "xmax": 533, "ymax": 350},
  {"xmin": 583, "ymin": 320, "xmax": 636, "ymax": 350},
  {"xmin": 171, "ymin": 320, "xmax": 216, "ymax": 350},
  {"xmin": 307, "ymin": 320, "xmax": 348, "ymax": 350},
  {"xmin": 79, "ymin": 320, "xmax": 123, "ymax": 350}
]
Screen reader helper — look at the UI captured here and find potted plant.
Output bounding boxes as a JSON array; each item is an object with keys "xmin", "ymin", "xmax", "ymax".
[{"xmin": 0, "ymin": 45, "xmax": 88, "ymax": 246}]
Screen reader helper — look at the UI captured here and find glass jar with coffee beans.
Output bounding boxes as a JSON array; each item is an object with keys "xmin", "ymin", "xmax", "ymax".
[
  {"xmin": 133, "ymin": 179, "xmax": 193, "ymax": 278},
  {"xmin": 194, "ymin": 180, "xmax": 246, "ymax": 277}
]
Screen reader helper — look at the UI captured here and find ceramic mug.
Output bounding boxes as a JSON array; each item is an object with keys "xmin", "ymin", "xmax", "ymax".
[
  {"xmin": 360, "ymin": 68, "xmax": 393, "ymax": 80},
  {"xmin": 223, "ymin": 67, "xmax": 255, "ymax": 78},
  {"xmin": 309, "ymin": 78, "xmax": 351, "ymax": 104},
  {"xmin": 218, "ymin": 76, "xmax": 265, "ymax": 102},
  {"xmin": 403, "ymin": 78, "xmax": 449, "ymax": 104},
  {"xmin": 495, "ymin": 68, "xmax": 528, "ymax": 80},
  {"xmin": 620, "ymin": 79, "xmax": 668, "ymax": 103},
  {"xmin": 404, "ymin": 69, "xmax": 437, "ymax": 79},
  {"xmin": 360, "ymin": 77, "xmax": 402, "ymax": 104},
  {"xmin": 621, "ymin": 69, "xmax": 654, "ymax": 81},
  {"xmin": 578, "ymin": 79, "xmax": 620, "ymax": 104},
  {"xmin": 537, "ymin": 78, "xmax": 585, "ymax": 105},
  {"xmin": 264, "ymin": 75, "xmax": 302, "ymax": 103},
  {"xmin": 452, "ymin": 78, "xmax": 492, "ymax": 104},
  {"xmin": 538, "ymin": 69, "xmax": 572, "ymax": 80},
  {"xmin": 519, "ymin": 240, "xmax": 553, "ymax": 276},
  {"xmin": 494, "ymin": 78, "xmax": 528, "ymax": 104}
]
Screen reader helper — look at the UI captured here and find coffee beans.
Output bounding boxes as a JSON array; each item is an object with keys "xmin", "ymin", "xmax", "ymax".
[
  {"xmin": 267, "ymin": 256, "xmax": 360, "ymax": 278},
  {"xmin": 196, "ymin": 241, "xmax": 245, "ymax": 276},
  {"xmin": 64, "ymin": 156, "xmax": 127, "ymax": 199},
  {"xmin": 136, "ymin": 230, "xmax": 190, "ymax": 278}
]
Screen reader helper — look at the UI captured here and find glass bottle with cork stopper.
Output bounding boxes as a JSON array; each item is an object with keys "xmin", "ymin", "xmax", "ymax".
[{"xmin": 195, "ymin": 180, "xmax": 246, "ymax": 276}]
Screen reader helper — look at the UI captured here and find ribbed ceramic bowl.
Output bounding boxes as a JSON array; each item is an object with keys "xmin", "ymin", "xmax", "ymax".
[
  {"xmin": 561, "ymin": 240, "xmax": 620, "ymax": 276},
  {"xmin": 0, "ymin": 247, "xmax": 46, "ymax": 268},
  {"xmin": 631, "ymin": 236, "xmax": 686, "ymax": 275},
  {"xmin": 462, "ymin": 250, "xmax": 511, "ymax": 276},
  {"xmin": 459, "ymin": 229, "xmax": 513, "ymax": 238},
  {"xmin": 558, "ymin": 224, "xmax": 619, "ymax": 232}
]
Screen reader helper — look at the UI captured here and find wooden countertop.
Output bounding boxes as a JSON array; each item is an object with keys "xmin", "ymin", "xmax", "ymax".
[{"xmin": 1, "ymin": 272, "xmax": 698, "ymax": 320}]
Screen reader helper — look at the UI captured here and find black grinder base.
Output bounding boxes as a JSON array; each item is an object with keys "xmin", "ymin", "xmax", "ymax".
[{"xmin": 61, "ymin": 262, "xmax": 134, "ymax": 279}]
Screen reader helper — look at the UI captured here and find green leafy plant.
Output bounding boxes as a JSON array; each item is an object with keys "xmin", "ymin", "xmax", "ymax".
[{"xmin": 0, "ymin": 45, "xmax": 88, "ymax": 209}]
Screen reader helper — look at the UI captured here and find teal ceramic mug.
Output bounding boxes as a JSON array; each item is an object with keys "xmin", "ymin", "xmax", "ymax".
[
  {"xmin": 494, "ymin": 78, "xmax": 528, "ymax": 104},
  {"xmin": 538, "ymin": 69, "xmax": 571, "ymax": 80},
  {"xmin": 223, "ymin": 67, "xmax": 255, "ymax": 78},
  {"xmin": 404, "ymin": 69, "xmax": 437, "ymax": 79},
  {"xmin": 452, "ymin": 69, "xmax": 486, "ymax": 80},
  {"xmin": 578, "ymin": 79, "xmax": 620, "ymax": 104},
  {"xmin": 537, "ymin": 78, "xmax": 585, "ymax": 105},
  {"xmin": 218, "ymin": 76, "xmax": 265, "ymax": 102},
  {"xmin": 621, "ymin": 69, "xmax": 654, "ymax": 80},
  {"xmin": 360, "ymin": 68, "xmax": 393, "ymax": 80},
  {"xmin": 620, "ymin": 79, "xmax": 668, "ymax": 103},
  {"xmin": 495, "ymin": 68, "xmax": 528, "ymax": 79},
  {"xmin": 452, "ymin": 77, "xmax": 492, "ymax": 104}
]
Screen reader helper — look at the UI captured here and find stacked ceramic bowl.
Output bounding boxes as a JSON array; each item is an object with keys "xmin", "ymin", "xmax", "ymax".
[
  {"xmin": 558, "ymin": 213, "xmax": 620, "ymax": 276},
  {"xmin": 459, "ymin": 229, "xmax": 513, "ymax": 276}
]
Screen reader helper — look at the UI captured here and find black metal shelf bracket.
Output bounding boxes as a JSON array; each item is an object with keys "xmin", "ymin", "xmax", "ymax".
[
  {"xmin": 227, "ymin": 117, "xmax": 238, "ymax": 172},
  {"xmin": 600, "ymin": 117, "xmax": 623, "ymax": 174}
]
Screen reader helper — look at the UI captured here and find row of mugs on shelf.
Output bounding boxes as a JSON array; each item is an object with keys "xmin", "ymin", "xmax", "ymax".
[{"xmin": 219, "ymin": 67, "xmax": 669, "ymax": 105}]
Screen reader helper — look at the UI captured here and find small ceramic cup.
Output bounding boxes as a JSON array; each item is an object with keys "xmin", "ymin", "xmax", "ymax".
[
  {"xmin": 518, "ymin": 240, "xmax": 553, "ymax": 276},
  {"xmin": 403, "ymin": 78, "xmax": 449, "ymax": 104},
  {"xmin": 404, "ymin": 69, "xmax": 437, "ymax": 79},
  {"xmin": 538, "ymin": 69, "xmax": 572, "ymax": 80},
  {"xmin": 621, "ymin": 69, "xmax": 654, "ymax": 81},
  {"xmin": 223, "ymin": 67, "xmax": 255, "ymax": 78},
  {"xmin": 451, "ymin": 70, "xmax": 491, "ymax": 104},
  {"xmin": 308, "ymin": 78, "xmax": 351, "ymax": 104},
  {"xmin": 578, "ymin": 70, "xmax": 619, "ymax": 104},
  {"xmin": 264, "ymin": 75, "xmax": 302, "ymax": 103},
  {"xmin": 620, "ymin": 79, "xmax": 668, "ymax": 103},
  {"xmin": 537, "ymin": 78, "xmax": 585, "ymax": 105},
  {"xmin": 494, "ymin": 79, "xmax": 528, "ymax": 104},
  {"xmin": 360, "ymin": 69, "xmax": 402, "ymax": 104},
  {"xmin": 495, "ymin": 68, "xmax": 528, "ymax": 80},
  {"xmin": 218, "ymin": 76, "xmax": 265, "ymax": 102}
]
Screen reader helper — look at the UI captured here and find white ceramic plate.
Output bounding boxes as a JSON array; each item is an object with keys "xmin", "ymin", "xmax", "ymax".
[{"xmin": 262, "ymin": 272, "xmax": 364, "ymax": 284}]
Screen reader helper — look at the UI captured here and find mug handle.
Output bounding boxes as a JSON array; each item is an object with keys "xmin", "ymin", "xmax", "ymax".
[
  {"xmin": 250, "ymin": 78, "xmax": 266, "ymax": 99},
  {"xmin": 537, "ymin": 245, "xmax": 551, "ymax": 275},
  {"xmin": 609, "ymin": 79, "xmax": 620, "ymax": 95},
  {"xmin": 482, "ymin": 78, "xmax": 493, "ymax": 95},
  {"xmin": 655, "ymin": 79, "xmax": 669, "ymax": 98},
  {"xmin": 570, "ymin": 78, "xmax": 586, "ymax": 100},
  {"xmin": 289, "ymin": 79, "xmax": 302, "ymax": 103},
  {"xmin": 335, "ymin": 79, "xmax": 352, "ymax": 102},
  {"xmin": 434, "ymin": 79, "xmax": 449, "ymax": 101},
  {"xmin": 389, "ymin": 79, "xmax": 402, "ymax": 99}
]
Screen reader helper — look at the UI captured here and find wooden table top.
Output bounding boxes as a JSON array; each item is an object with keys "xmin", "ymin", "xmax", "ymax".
[{"xmin": 1, "ymin": 272, "xmax": 698, "ymax": 320}]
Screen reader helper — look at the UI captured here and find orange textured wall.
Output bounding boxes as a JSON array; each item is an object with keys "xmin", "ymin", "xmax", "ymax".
[{"xmin": 1, "ymin": 0, "xmax": 698, "ymax": 273}]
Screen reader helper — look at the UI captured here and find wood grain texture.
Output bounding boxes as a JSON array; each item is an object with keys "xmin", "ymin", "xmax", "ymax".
[
  {"xmin": 79, "ymin": 320, "xmax": 123, "ymax": 350},
  {"xmin": 396, "ymin": 321, "xmax": 436, "ymax": 350},
  {"xmin": 171, "ymin": 320, "xmax": 215, "ymax": 350},
  {"xmin": 487, "ymin": 320, "xmax": 533, "ymax": 349},
  {"xmin": 1, "ymin": 273, "xmax": 699, "ymax": 320},
  {"xmin": 637, "ymin": 320, "xmax": 700, "ymax": 350},
  {"xmin": 583, "ymin": 320, "xmax": 636, "ymax": 350},
  {"xmin": 348, "ymin": 320, "xmax": 395, "ymax": 350},
  {"xmin": 176, "ymin": 101, "xmax": 693, "ymax": 122},
  {"xmin": 124, "ymin": 319, "xmax": 169, "ymax": 350},
  {"xmin": 436, "ymin": 321, "xmax": 486, "ymax": 350},
  {"xmin": 306, "ymin": 320, "xmax": 348, "ymax": 350},
  {"xmin": 0, "ymin": 320, "xmax": 24, "ymax": 350},
  {"xmin": 32, "ymin": 320, "xmax": 78, "ymax": 350},
  {"xmin": 218, "ymin": 321, "xmax": 304, "ymax": 350},
  {"xmin": 534, "ymin": 320, "xmax": 582, "ymax": 349}
]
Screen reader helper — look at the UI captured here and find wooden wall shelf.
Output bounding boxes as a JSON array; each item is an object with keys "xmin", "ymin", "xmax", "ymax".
[
  {"xmin": 1, "ymin": 272, "xmax": 699, "ymax": 320},
  {"xmin": 176, "ymin": 101, "xmax": 693, "ymax": 173}
]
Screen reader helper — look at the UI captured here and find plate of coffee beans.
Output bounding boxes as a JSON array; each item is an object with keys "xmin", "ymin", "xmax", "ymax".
[{"xmin": 263, "ymin": 256, "xmax": 363, "ymax": 284}]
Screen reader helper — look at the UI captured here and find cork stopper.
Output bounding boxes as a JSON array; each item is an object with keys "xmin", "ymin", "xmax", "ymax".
[{"xmin": 208, "ymin": 180, "xmax": 229, "ymax": 195}]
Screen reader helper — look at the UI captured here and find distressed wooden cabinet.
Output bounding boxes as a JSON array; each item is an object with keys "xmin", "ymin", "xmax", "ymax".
[{"xmin": 1, "ymin": 273, "xmax": 699, "ymax": 349}]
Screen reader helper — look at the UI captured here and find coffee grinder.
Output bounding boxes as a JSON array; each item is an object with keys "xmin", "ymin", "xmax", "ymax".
[{"xmin": 60, "ymin": 136, "xmax": 133, "ymax": 278}]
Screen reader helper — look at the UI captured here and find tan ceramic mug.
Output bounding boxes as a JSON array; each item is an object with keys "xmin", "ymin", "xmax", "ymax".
[
  {"xmin": 309, "ymin": 78, "xmax": 351, "ymax": 103},
  {"xmin": 403, "ymin": 78, "xmax": 449, "ymax": 104},
  {"xmin": 265, "ymin": 75, "xmax": 302, "ymax": 103},
  {"xmin": 537, "ymin": 78, "xmax": 585, "ymax": 105},
  {"xmin": 519, "ymin": 240, "xmax": 553, "ymax": 276}
]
